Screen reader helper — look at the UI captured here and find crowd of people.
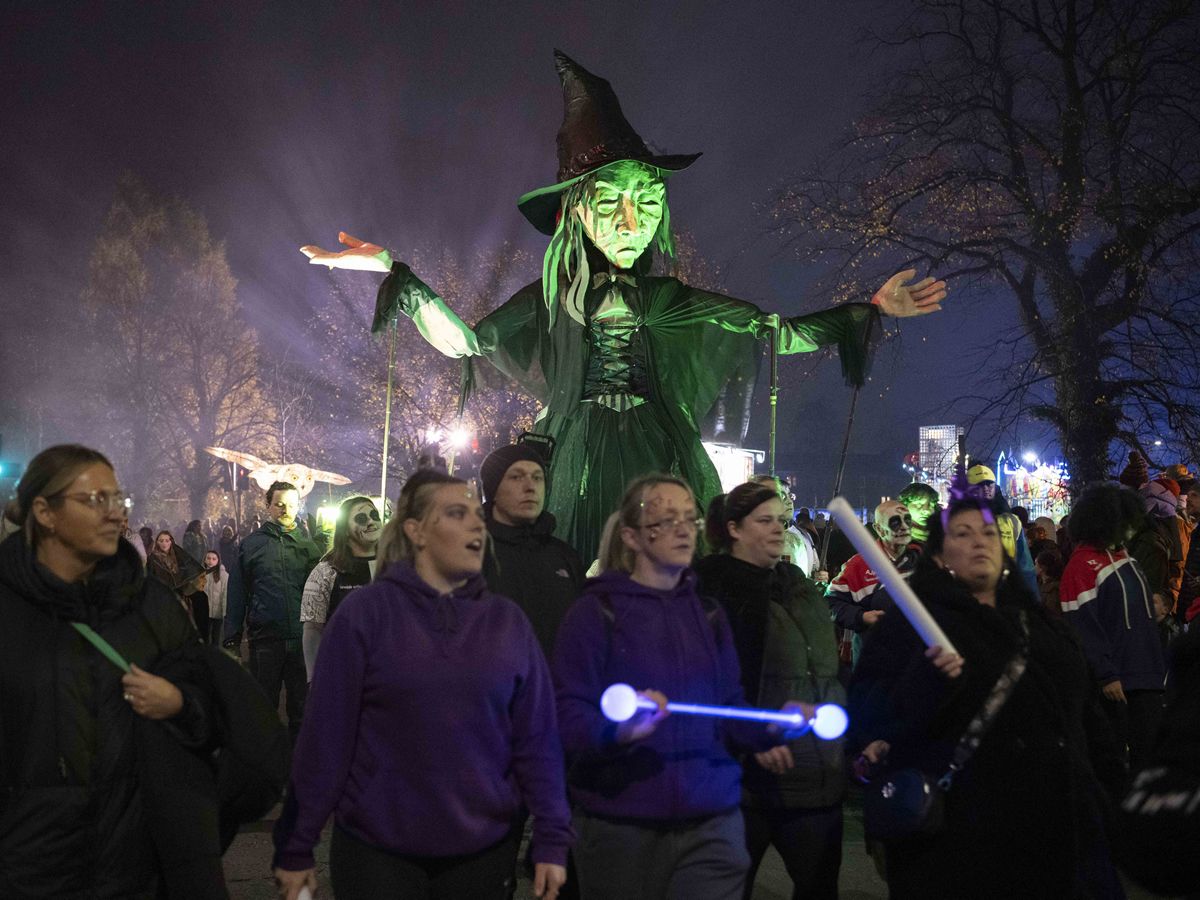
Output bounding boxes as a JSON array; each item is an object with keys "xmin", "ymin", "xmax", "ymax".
[{"xmin": 1, "ymin": 440, "xmax": 1198, "ymax": 899}]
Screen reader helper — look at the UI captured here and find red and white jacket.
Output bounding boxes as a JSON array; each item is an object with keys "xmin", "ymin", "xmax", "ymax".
[
  {"xmin": 1060, "ymin": 543, "xmax": 1166, "ymax": 690},
  {"xmin": 825, "ymin": 542, "xmax": 918, "ymax": 632}
]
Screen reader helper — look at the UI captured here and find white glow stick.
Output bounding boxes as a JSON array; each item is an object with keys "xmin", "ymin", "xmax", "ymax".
[{"xmin": 827, "ymin": 496, "xmax": 958, "ymax": 657}]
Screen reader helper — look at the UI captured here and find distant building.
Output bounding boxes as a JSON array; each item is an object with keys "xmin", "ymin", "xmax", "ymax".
[
  {"xmin": 918, "ymin": 424, "xmax": 964, "ymax": 504},
  {"xmin": 704, "ymin": 441, "xmax": 765, "ymax": 492}
]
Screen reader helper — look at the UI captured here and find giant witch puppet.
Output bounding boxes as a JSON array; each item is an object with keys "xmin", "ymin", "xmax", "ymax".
[{"xmin": 303, "ymin": 52, "xmax": 946, "ymax": 557}]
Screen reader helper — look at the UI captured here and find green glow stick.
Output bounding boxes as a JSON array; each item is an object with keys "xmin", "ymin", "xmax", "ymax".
[{"xmin": 70, "ymin": 622, "xmax": 132, "ymax": 673}]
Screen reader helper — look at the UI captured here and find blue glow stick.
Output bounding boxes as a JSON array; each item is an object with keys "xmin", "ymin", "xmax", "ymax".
[{"xmin": 599, "ymin": 684, "xmax": 848, "ymax": 740}]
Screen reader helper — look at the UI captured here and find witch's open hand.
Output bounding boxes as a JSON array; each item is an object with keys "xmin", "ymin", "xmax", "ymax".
[
  {"xmin": 300, "ymin": 232, "xmax": 392, "ymax": 272},
  {"xmin": 871, "ymin": 269, "xmax": 947, "ymax": 317}
]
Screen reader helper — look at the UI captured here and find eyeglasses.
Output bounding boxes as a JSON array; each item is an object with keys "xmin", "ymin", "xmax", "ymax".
[
  {"xmin": 887, "ymin": 514, "xmax": 914, "ymax": 531},
  {"xmin": 53, "ymin": 490, "xmax": 134, "ymax": 515},
  {"xmin": 353, "ymin": 510, "xmax": 381, "ymax": 526},
  {"xmin": 640, "ymin": 516, "xmax": 704, "ymax": 538}
]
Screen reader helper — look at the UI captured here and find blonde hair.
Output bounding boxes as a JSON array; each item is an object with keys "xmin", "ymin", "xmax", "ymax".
[
  {"xmin": 375, "ymin": 470, "xmax": 467, "ymax": 576},
  {"xmin": 596, "ymin": 473, "xmax": 695, "ymax": 573}
]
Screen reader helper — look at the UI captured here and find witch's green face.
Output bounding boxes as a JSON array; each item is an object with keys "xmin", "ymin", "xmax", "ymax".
[{"xmin": 574, "ymin": 161, "xmax": 666, "ymax": 270}]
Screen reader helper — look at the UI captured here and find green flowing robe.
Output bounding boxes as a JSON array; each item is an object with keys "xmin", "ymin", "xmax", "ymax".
[{"xmin": 377, "ymin": 263, "xmax": 878, "ymax": 560}]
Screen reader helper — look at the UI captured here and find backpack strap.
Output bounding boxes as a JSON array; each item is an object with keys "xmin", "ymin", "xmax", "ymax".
[
  {"xmin": 600, "ymin": 592, "xmax": 725, "ymax": 671},
  {"xmin": 698, "ymin": 593, "xmax": 724, "ymax": 638}
]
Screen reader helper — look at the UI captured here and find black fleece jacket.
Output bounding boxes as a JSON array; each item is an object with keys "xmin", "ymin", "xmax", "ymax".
[{"xmin": 483, "ymin": 510, "xmax": 585, "ymax": 656}]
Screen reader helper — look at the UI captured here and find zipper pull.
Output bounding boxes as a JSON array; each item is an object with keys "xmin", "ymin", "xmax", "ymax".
[{"xmin": 58, "ymin": 755, "xmax": 68, "ymax": 780}]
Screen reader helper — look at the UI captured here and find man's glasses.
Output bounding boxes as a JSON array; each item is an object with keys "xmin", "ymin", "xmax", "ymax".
[
  {"xmin": 640, "ymin": 516, "xmax": 704, "ymax": 538},
  {"xmin": 53, "ymin": 490, "xmax": 134, "ymax": 515},
  {"xmin": 887, "ymin": 514, "xmax": 914, "ymax": 531},
  {"xmin": 353, "ymin": 510, "xmax": 381, "ymax": 526}
]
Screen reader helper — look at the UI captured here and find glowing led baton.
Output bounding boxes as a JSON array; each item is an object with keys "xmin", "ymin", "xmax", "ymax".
[
  {"xmin": 827, "ymin": 496, "xmax": 958, "ymax": 657},
  {"xmin": 599, "ymin": 683, "xmax": 849, "ymax": 741}
]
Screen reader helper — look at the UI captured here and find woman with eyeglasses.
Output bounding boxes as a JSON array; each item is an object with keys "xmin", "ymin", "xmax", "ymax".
[
  {"xmin": 694, "ymin": 481, "xmax": 846, "ymax": 900},
  {"xmin": 553, "ymin": 474, "xmax": 796, "ymax": 900},
  {"xmin": 0, "ymin": 444, "xmax": 216, "ymax": 897},
  {"xmin": 299, "ymin": 495, "xmax": 381, "ymax": 681},
  {"xmin": 273, "ymin": 470, "xmax": 571, "ymax": 900}
]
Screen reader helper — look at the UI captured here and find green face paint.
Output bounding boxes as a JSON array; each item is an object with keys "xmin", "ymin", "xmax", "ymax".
[
  {"xmin": 903, "ymin": 492, "xmax": 936, "ymax": 527},
  {"xmin": 574, "ymin": 161, "xmax": 666, "ymax": 270}
]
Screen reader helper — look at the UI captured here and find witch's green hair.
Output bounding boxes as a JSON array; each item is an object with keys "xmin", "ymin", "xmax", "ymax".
[{"xmin": 541, "ymin": 162, "xmax": 675, "ymax": 326}]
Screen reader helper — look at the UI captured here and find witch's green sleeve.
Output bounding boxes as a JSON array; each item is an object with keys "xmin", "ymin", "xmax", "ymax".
[
  {"xmin": 773, "ymin": 303, "xmax": 881, "ymax": 388},
  {"xmin": 675, "ymin": 287, "xmax": 882, "ymax": 388},
  {"xmin": 371, "ymin": 261, "xmax": 481, "ymax": 358}
]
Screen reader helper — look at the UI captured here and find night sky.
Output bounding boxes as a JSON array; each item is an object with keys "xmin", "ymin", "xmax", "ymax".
[{"xmin": 0, "ymin": 1, "xmax": 1021, "ymax": 509}]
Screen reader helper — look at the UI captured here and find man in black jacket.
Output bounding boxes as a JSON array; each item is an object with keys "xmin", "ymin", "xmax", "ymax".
[
  {"xmin": 223, "ymin": 481, "xmax": 321, "ymax": 742},
  {"xmin": 480, "ymin": 444, "xmax": 585, "ymax": 657}
]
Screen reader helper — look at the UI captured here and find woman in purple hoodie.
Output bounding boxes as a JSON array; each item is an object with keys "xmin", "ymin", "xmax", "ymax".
[
  {"xmin": 552, "ymin": 474, "xmax": 797, "ymax": 900},
  {"xmin": 273, "ymin": 470, "xmax": 572, "ymax": 900}
]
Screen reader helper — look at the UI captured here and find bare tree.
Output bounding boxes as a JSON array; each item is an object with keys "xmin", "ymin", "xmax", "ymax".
[
  {"xmin": 84, "ymin": 174, "xmax": 276, "ymax": 519},
  {"xmin": 772, "ymin": 0, "xmax": 1200, "ymax": 484}
]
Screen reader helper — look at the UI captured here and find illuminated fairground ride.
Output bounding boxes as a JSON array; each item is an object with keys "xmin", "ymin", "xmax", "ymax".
[{"xmin": 995, "ymin": 450, "xmax": 1070, "ymax": 520}]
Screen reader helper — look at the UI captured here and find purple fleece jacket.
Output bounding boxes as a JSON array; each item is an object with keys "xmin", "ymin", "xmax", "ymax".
[
  {"xmin": 273, "ymin": 561, "xmax": 572, "ymax": 870},
  {"xmin": 552, "ymin": 570, "xmax": 777, "ymax": 822}
]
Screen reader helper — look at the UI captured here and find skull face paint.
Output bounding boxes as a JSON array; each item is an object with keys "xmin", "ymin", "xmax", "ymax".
[{"xmin": 874, "ymin": 500, "xmax": 912, "ymax": 556}]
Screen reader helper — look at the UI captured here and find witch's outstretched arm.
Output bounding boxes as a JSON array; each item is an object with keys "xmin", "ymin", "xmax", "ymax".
[
  {"xmin": 692, "ymin": 268, "xmax": 946, "ymax": 388},
  {"xmin": 301, "ymin": 232, "xmax": 481, "ymax": 358}
]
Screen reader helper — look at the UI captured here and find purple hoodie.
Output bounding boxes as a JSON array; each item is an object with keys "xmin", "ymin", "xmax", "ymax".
[
  {"xmin": 273, "ymin": 561, "xmax": 572, "ymax": 870},
  {"xmin": 552, "ymin": 570, "xmax": 777, "ymax": 822}
]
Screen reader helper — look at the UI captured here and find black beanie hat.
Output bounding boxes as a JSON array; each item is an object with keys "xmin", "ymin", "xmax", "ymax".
[{"xmin": 480, "ymin": 445, "xmax": 547, "ymax": 504}]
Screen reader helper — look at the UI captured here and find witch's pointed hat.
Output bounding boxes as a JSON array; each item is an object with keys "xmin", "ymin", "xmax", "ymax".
[{"xmin": 517, "ymin": 50, "xmax": 701, "ymax": 234}]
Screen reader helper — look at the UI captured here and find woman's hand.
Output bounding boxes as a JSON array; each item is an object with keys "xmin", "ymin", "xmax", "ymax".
[
  {"xmin": 533, "ymin": 862, "xmax": 567, "ymax": 900},
  {"xmin": 615, "ymin": 689, "xmax": 669, "ymax": 744},
  {"xmin": 120, "ymin": 664, "xmax": 184, "ymax": 719},
  {"xmin": 300, "ymin": 231, "xmax": 393, "ymax": 272},
  {"xmin": 1101, "ymin": 679, "xmax": 1126, "ymax": 703},
  {"xmin": 924, "ymin": 644, "xmax": 964, "ymax": 679},
  {"xmin": 273, "ymin": 866, "xmax": 317, "ymax": 900},
  {"xmin": 754, "ymin": 744, "xmax": 796, "ymax": 775},
  {"xmin": 871, "ymin": 269, "xmax": 947, "ymax": 317},
  {"xmin": 771, "ymin": 700, "xmax": 817, "ymax": 740},
  {"xmin": 852, "ymin": 738, "xmax": 891, "ymax": 783},
  {"xmin": 862, "ymin": 739, "xmax": 891, "ymax": 764}
]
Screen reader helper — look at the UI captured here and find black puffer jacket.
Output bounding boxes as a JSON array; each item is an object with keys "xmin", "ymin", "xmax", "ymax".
[
  {"xmin": 849, "ymin": 562, "xmax": 1125, "ymax": 900},
  {"xmin": 0, "ymin": 533, "xmax": 206, "ymax": 898}
]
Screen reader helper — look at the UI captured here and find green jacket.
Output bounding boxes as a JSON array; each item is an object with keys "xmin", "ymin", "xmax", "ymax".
[
  {"xmin": 695, "ymin": 554, "xmax": 846, "ymax": 809},
  {"xmin": 223, "ymin": 522, "xmax": 321, "ymax": 645}
]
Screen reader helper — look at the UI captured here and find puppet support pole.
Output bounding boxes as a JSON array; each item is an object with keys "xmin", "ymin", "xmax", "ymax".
[
  {"xmin": 827, "ymin": 496, "xmax": 958, "ymax": 656},
  {"xmin": 380, "ymin": 321, "xmax": 398, "ymax": 502},
  {"xmin": 768, "ymin": 320, "xmax": 779, "ymax": 476},
  {"xmin": 818, "ymin": 386, "xmax": 860, "ymax": 571}
]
